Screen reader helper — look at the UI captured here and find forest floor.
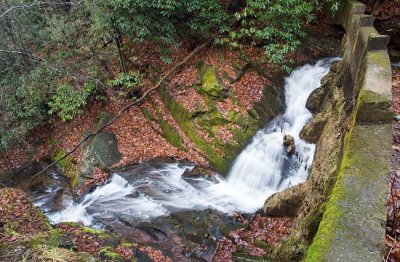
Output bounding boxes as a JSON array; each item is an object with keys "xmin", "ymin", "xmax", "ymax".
[{"xmin": 385, "ymin": 65, "xmax": 400, "ymax": 262}]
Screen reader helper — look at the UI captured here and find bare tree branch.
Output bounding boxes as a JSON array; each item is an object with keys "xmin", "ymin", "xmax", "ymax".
[
  {"xmin": 23, "ymin": 39, "xmax": 212, "ymax": 191},
  {"xmin": 0, "ymin": 49, "xmax": 43, "ymax": 61},
  {"xmin": 0, "ymin": 1, "xmax": 46, "ymax": 19},
  {"xmin": 0, "ymin": 0, "xmax": 83, "ymax": 19}
]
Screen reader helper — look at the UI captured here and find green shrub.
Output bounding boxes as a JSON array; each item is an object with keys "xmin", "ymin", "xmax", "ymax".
[
  {"xmin": 48, "ymin": 82, "xmax": 95, "ymax": 121},
  {"xmin": 107, "ymin": 71, "xmax": 143, "ymax": 98}
]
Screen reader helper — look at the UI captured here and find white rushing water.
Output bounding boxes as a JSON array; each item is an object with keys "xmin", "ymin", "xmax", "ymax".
[{"xmin": 42, "ymin": 58, "xmax": 339, "ymax": 227}]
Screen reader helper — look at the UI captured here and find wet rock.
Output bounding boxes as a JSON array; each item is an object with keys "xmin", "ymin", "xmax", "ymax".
[
  {"xmin": 17, "ymin": 162, "xmax": 74, "ymax": 213},
  {"xmin": 182, "ymin": 166, "xmax": 217, "ymax": 181},
  {"xmin": 262, "ymin": 182, "xmax": 309, "ymax": 217},
  {"xmin": 135, "ymin": 249, "xmax": 153, "ymax": 262},
  {"xmin": 300, "ymin": 114, "xmax": 327, "ymax": 144},
  {"xmin": 56, "ymin": 235, "xmax": 76, "ymax": 250},
  {"xmin": 254, "ymin": 85, "xmax": 284, "ymax": 124},
  {"xmin": 306, "ymin": 87, "xmax": 328, "ymax": 114},
  {"xmin": 283, "ymin": 134, "xmax": 296, "ymax": 156}
]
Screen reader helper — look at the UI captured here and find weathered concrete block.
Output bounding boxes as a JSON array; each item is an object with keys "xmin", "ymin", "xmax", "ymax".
[
  {"xmin": 359, "ymin": 14, "xmax": 374, "ymax": 27},
  {"xmin": 305, "ymin": 124, "xmax": 391, "ymax": 262},
  {"xmin": 356, "ymin": 50, "xmax": 393, "ymax": 122},
  {"xmin": 337, "ymin": 0, "xmax": 366, "ymax": 31}
]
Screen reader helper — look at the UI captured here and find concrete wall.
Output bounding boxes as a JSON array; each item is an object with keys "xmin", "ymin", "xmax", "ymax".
[{"xmin": 305, "ymin": 1, "xmax": 393, "ymax": 261}]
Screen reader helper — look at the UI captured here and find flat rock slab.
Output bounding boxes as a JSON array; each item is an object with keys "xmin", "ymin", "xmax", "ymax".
[
  {"xmin": 90, "ymin": 132, "xmax": 122, "ymax": 167},
  {"xmin": 305, "ymin": 123, "xmax": 391, "ymax": 261}
]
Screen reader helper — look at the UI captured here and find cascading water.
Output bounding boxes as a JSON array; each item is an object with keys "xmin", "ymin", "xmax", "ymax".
[{"xmin": 35, "ymin": 58, "xmax": 340, "ymax": 228}]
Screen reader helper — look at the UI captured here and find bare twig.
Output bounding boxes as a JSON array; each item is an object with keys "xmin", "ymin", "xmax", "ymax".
[
  {"xmin": 385, "ymin": 238, "xmax": 396, "ymax": 262},
  {"xmin": 23, "ymin": 39, "xmax": 212, "ymax": 191}
]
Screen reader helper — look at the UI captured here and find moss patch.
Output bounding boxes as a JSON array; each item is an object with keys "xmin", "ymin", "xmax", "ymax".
[
  {"xmin": 304, "ymin": 123, "xmax": 391, "ymax": 261},
  {"xmin": 199, "ymin": 64, "xmax": 228, "ymax": 100},
  {"xmin": 50, "ymin": 139, "xmax": 77, "ymax": 187}
]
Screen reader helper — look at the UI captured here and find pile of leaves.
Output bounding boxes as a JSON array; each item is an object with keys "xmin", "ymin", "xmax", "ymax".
[
  {"xmin": 213, "ymin": 215, "xmax": 292, "ymax": 261},
  {"xmin": 0, "ymin": 188, "xmax": 49, "ymax": 238}
]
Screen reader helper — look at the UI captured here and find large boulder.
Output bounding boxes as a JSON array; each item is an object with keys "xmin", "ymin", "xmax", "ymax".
[
  {"xmin": 78, "ymin": 112, "xmax": 122, "ymax": 184},
  {"xmin": 262, "ymin": 182, "xmax": 310, "ymax": 217}
]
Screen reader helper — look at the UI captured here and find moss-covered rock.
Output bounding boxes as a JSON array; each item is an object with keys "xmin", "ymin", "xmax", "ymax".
[
  {"xmin": 49, "ymin": 138, "xmax": 78, "ymax": 187},
  {"xmin": 199, "ymin": 64, "xmax": 229, "ymax": 100},
  {"xmin": 158, "ymin": 85, "xmax": 257, "ymax": 173}
]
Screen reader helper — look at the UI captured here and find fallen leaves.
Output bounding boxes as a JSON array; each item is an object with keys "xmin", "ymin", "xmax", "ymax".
[
  {"xmin": 213, "ymin": 215, "xmax": 293, "ymax": 261},
  {"xmin": 385, "ymin": 66, "xmax": 400, "ymax": 261}
]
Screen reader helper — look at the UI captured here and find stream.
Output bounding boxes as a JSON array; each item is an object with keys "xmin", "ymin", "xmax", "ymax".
[{"xmin": 28, "ymin": 58, "xmax": 339, "ymax": 260}]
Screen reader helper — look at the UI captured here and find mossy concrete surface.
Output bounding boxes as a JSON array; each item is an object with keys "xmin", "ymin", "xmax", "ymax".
[
  {"xmin": 356, "ymin": 51, "xmax": 394, "ymax": 122},
  {"xmin": 305, "ymin": 124, "xmax": 391, "ymax": 262}
]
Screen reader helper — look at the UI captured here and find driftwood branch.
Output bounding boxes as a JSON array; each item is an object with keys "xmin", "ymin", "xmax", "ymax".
[{"xmin": 23, "ymin": 39, "xmax": 211, "ymax": 191}]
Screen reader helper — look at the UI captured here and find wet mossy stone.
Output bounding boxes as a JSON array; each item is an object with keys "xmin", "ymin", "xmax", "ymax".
[
  {"xmin": 199, "ymin": 64, "xmax": 229, "ymax": 100},
  {"xmin": 306, "ymin": 87, "xmax": 328, "ymax": 115}
]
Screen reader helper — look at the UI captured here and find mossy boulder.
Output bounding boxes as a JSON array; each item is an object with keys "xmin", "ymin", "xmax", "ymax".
[{"xmin": 199, "ymin": 64, "xmax": 229, "ymax": 100}]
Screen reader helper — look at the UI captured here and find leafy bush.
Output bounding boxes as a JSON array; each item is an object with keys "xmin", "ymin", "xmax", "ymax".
[
  {"xmin": 107, "ymin": 71, "xmax": 143, "ymax": 98},
  {"xmin": 48, "ymin": 83, "xmax": 95, "ymax": 121},
  {"xmin": 0, "ymin": 66, "xmax": 55, "ymax": 149}
]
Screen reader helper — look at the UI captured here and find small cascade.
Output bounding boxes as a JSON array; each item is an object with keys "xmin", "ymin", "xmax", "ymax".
[{"xmin": 34, "ymin": 58, "xmax": 340, "ymax": 227}]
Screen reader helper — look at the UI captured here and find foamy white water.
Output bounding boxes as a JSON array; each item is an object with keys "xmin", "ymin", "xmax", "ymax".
[{"xmin": 40, "ymin": 58, "xmax": 340, "ymax": 227}]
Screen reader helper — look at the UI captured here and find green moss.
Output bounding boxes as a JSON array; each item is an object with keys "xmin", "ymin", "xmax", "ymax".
[
  {"xmin": 254, "ymin": 239, "xmax": 270, "ymax": 250},
  {"xmin": 199, "ymin": 65, "xmax": 228, "ymax": 99},
  {"xmin": 100, "ymin": 246, "xmax": 123, "ymax": 260},
  {"xmin": 120, "ymin": 242, "xmax": 134, "ymax": 248},
  {"xmin": 50, "ymin": 139, "xmax": 77, "ymax": 186},
  {"xmin": 81, "ymin": 226, "xmax": 115, "ymax": 240},
  {"xmin": 150, "ymin": 102, "xmax": 185, "ymax": 150},
  {"xmin": 159, "ymin": 119, "xmax": 185, "ymax": 150},
  {"xmin": 158, "ymin": 86, "xmax": 231, "ymax": 173},
  {"xmin": 141, "ymin": 107, "xmax": 154, "ymax": 120}
]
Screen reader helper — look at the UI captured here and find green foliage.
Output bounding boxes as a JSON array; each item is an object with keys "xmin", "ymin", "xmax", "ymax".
[
  {"xmin": 48, "ymin": 82, "xmax": 95, "ymax": 121},
  {"xmin": 0, "ymin": 66, "xmax": 56, "ymax": 149},
  {"xmin": 220, "ymin": 0, "xmax": 329, "ymax": 69},
  {"xmin": 87, "ymin": 0, "xmax": 228, "ymax": 46},
  {"xmin": 107, "ymin": 71, "xmax": 143, "ymax": 90}
]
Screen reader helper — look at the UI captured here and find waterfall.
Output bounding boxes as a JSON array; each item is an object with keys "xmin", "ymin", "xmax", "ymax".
[{"xmin": 36, "ymin": 58, "xmax": 340, "ymax": 227}]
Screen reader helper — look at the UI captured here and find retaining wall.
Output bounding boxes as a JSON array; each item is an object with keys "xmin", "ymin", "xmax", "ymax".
[{"xmin": 305, "ymin": 1, "xmax": 393, "ymax": 261}]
